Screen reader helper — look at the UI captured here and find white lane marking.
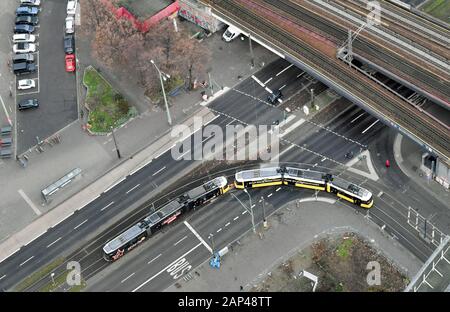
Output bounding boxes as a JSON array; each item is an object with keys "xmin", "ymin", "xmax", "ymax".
[
  {"xmin": 152, "ymin": 166, "xmax": 166, "ymax": 176},
  {"xmin": 176, "ymin": 149, "xmax": 191, "ymax": 160},
  {"xmin": 74, "ymin": 219, "xmax": 88, "ymax": 230},
  {"xmin": 264, "ymin": 77, "xmax": 273, "ymax": 84},
  {"xmin": 18, "ymin": 189, "xmax": 41, "ymax": 216},
  {"xmin": 225, "ymin": 222, "xmax": 231, "ymax": 227},
  {"xmin": 277, "ymin": 144, "xmax": 295, "ymax": 158},
  {"xmin": 313, "ymin": 163, "xmax": 318, "ymax": 167},
  {"xmin": 148, "ymin": 254, "xmax": 162, "ymax": 264},
  {"xmin": 275, "ymin": 187, "xmax": 281, "ymax": 192},
  {"xmin": 276, "ymin": 64, "xmax": 293, "ymax": 76},
  {"xmin": 184, "ymin": 221, "xmax": 212, "ymax": 253},
  {"xmin": 0, "ymin": 274, "xmax": 5, "ymax": 281},
  {"xmin": 126, "ymin": 183, "xmax": 141, "ymax": 194},
  {"xmin": 297, "ymin": 72, "xmax": 306, "ymax": 78},
  {"xmin": 19, "ymin": 256, "xmax": 34, "ymax": 267},
  {"xmin": 121, "ymin": 272, "xmax": 135, "ymax": 283},
  {"xmin": 265, "ymin": 87, "xmax": 273, "ymax": 93},
  {"xmin": 233, "ymin": 216, "xmax": 239, "ymax": 221},
  {"xmin": 133, "ymin": 242, "xmax": 202, "ymax": 292},
  {"xmin": 267, "ymin": 193, "xmax": 273, "ymax": 198},
  {"xmin": 242, "ymin": 210, "xmax": 247, "ymax": 215},
  {"xmin": 46, "ymin": 237, "xmax": 62, "ymax": 248},
  {"xmin": 101, "ymin": 201, "xmax": 114, "ymax": 211},
  {"xmin": 251, "ymin": 204, "xmax": 255, "ymax": 208},
  {"xmin": 0, "ymin": 95, "xmax": 12, "ymax": 125},
  {"xmin": 104, "ymin": 177, "xmax": 126, "ymax": 193},
  {"xmin": 279, "ymin": 84, "xmax": 287, "ymax": 90},
  {"xmin": 130, "ymin": 163, "xmax": 148, "ymax": 176},
  {"xmin": 351, "ymin": 112, "xmax": 365, "ymax": 123},
  {"xmin": 362, "ymin": 120, "xmax": 379, "ymax": 134},
  {"xmin": 321, "ymin": 157, "xmax": 327, "ymax": 162},
  {"xmin": 278, "ymin": 119, "xmax": 305, "ymax": 138},
  {"xmin": 216, "ymin": 228, "xmax": 222, "ymax": 233},
  {"xmin": 251, "ymin": 75, "xmax": 265, "ymax": 87},
  {"xmin": 174, "ymin": 235, "xmax": 187, "ymax": 246}
]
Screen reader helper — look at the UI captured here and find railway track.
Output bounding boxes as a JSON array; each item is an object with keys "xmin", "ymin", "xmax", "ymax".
[
  {"xmin": 210, "ymin": 0, "xmax": 450, "ymax": 160},
  {"xmin": 265, "ymin": 0, "xmax": 450, "ymax": 102},
  {"xmin": 335, "ymin": 0, "xmax": 450, "ymax": 58}
]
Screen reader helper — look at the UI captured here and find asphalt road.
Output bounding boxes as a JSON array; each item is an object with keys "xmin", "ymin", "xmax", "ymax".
[
  {"xmin": 0, "ymin": 58, "xmax": 447, "ymax": 291},
  {"xmin": 16, "ymin": 0, "xmax": 77, "ymax": 154}
]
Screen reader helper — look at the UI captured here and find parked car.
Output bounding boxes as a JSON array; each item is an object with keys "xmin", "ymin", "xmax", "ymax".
[
  {"xmin": 13, "ymin": 61, "xmax": 36, "ymax": 75},
  {"xmin": 18, "ymin": 98, "xmax": 39, "ymax": 110},
  {"xmin": 14, "ymin": 24, "xmax": 35, "ymax": 34},
  {"xmin": 267, "ymin": 89, "xmax": 283, "ymax": 104},
  {"xmin": 16, "ymin": 15, "xmax": 39, "ymax": 26},
  {"xmin": 13, "ymin": 42, "xmax": 36, "ymax": 54},
  {"xmin": 65, "ymin": 16, "xmax": 74, "ymax": 34},
  {"xmin": 13, "ymin": 53, "xmax": 35, "ymax": 63},
  {"xmin": 16, "ymin": 6, "xmax": 39, "ymax": 16},
  {"xmin": 222, "ymin": 25, "xmax": 241, "ymax": 42},
  {"xmin": 18, "ymin": 79, "xmax": 36, "ymax": 90},
  {"xmin": 12, "ymin": 34, "xmax": 36, "ymax": 43},
  {"xmin": 65, "ymin": 54, "xmax": 75, "ymax": 72},
  {"xmin": 64, "ymin": 34, "xmax": 74, "ymax": 54},
  {"xmin": 67, "ymin": 0, "xmax": 77, "ymax": 15},
  {"xmin": 20, "ymin": 0, "xmax": 41, "ymax": 6}
]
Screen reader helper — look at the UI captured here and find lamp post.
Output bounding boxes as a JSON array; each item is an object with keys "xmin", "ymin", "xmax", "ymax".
[
  {"xmin": 208, "ymin": 233, "xmax": 215, "ymax": 255},
  {"xmin": 243, "ymin": 189, "xmax": 256, "ymax": 233},
  {"xmin": 110, "ymin": 126, "xmax": 121, "ymax": 159},
  {"xmin": 261, "ymin": 196, "xmax": 267, "ymax": 228},
  {"xmin": 50, "ymin": 273, "xmax": 55, "ymax": 285},
  {"xmin": 151, "ymin": 59, "xmax": 172, "ymax": 126}
]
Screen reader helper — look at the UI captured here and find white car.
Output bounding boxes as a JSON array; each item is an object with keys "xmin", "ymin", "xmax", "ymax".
[
  {"xmin": 65, "ymin": 16, "xmax": 74, "ymax": 34},
  {"xmin": 18, "ymin": 79, "xmax": 36, "ymax": 90},
  {"xmin": 13, "ymin": 34, "xmax": 36, "ymax": 43},
  {"xmin": 13, "ymin": 43, "xmax": 36, "ymax": 54},
  {"xmin": 67, "ymin": 0, "xmax": 77, "ymax": 15},
  {"xmin": 20, "ymin": 0, "xmax": 41, "ymax": 6}
]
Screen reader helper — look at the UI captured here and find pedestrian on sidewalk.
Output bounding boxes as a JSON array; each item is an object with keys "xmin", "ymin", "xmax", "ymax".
[{"xmin": 385, "ymin": 159, "xmax": 390, "ymax": 168}]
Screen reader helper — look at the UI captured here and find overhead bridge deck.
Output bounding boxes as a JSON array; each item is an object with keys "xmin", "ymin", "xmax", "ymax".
[{"xmin": 205, "ymin": 0, "xmax": 450, "ymax": 164}]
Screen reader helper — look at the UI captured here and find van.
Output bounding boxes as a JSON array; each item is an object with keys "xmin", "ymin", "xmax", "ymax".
[
  {"xmin": 222, "ymin": 25, "xmax": 241, "ymax": 42},
  {"xmin": 13, "ymin": 61, "xmax": 36, "ymax": 75},
  {"xmin": 13, "ymin": 53, "xmax": 35, "ymax": 63}
]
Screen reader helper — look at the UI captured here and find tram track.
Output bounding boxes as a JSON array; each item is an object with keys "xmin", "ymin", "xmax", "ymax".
[{"xmin": 210, "ymin": 0, "xmax": 450, "ymax": 160}]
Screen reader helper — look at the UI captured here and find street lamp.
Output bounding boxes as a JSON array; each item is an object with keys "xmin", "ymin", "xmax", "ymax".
[
  {"xmin": 110, "ymin": 126, "xmax": 121, "ymax": 159},
  {"xmin": 150, "ymin": 59, "xmax": 172, "ymax": 126},
  {"xmin": 243, "ymin": 189, "xmax": 256, "ymax": 233},
  {"xmin": 50, "ymin": 272, "xmax": 55, "ymax": 285},
  {"xmin": 261, "ymin": 196, "xmax": 267, "ymax": 228},
  {"xmin": 208, "ymin": 233, "xmax": 215, "ymax": 255}
]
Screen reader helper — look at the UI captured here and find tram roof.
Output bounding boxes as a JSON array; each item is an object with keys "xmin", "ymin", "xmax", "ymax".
[
  {"xmin": 332, "ymin": 178, "xmax": 371, "ymax": 199},
  {"xmin": 235, "ymin": 167, "xmax": 282, "ymax": 182},
  {"xmin": 103, "ymin": 223, "xmax": 145, "ymax": 254},
  {"xmin": 285, "ymin": 167, "xmax": 326, "ymax": 181}
]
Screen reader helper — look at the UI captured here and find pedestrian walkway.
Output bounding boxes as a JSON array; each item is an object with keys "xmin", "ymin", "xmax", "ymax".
[
  {"xmin": 393, "ymin": 133, "xmax": 450, "ymax": 207},
  {"xmin": 166, "ymin": 198, "xmax": 422, "ymax": 292}
]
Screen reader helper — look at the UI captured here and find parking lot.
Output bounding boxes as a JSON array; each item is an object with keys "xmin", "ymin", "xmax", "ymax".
[{"xmin": 15, "ymin": 0, "xmax": 78, "ymax": 155}]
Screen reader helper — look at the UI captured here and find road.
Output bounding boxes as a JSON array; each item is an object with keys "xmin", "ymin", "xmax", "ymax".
[{"xmin": 0, "ymin": 59, "xmax": 447, "ymax": 291}]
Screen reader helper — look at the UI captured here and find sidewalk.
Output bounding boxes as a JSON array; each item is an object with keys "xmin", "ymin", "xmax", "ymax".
[
  {"xmin": 393, "ymin": 133, "xmax": 450, "ymax": 208},
  {"xmin": 166, "ymin": 198, "xmax": 423, "ymax": 292},
  {"xmin": 0, "ymin": 31, "xmax": 277, "ymax": 254}
]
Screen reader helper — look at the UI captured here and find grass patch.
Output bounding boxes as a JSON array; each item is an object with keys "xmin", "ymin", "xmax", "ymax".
[
  {"xmin": 14, "ymin": 257, "xmax": 65, "ymax": 292},
  {"xmin": 83, "ymin": 66, "xmax": 135, "ymax": 133},
  {"xmin": 421, "ymin": 0, "xmax": 450, "ymax": 22},
  {"xmin": 39, "ymin": 272, "xmax": 86, "ymax": 292},
  {"xmin": 336, "ymin": 238, "xmax": 353, "ymax": 259}
]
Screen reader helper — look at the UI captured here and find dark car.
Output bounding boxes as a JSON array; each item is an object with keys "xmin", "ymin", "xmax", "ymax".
[
  {"xmin": 16, "ymin": 6, "xmax": 39, "ymax": 16},
  {"xmin": 13, "ymin": 61, "xmax": 36, "ymax": 75},
  {"xmin": 16, "ymin": 15, "xmax": 39, "ymax": 26},
  {"xmin": 18, "ymin": 99, "xmax": 39, "ymax": 110},
  {"xmin": 14, "ymin": 24, "xmax": 34, "ymax": 34},
  {"xmin": 64, "ymin": 34, "xmax": 74, "ymax": 54},
  {"xmin": 267, "ymin": 89, "xmax": 283, "ymax": 104},
  {"xmin": 13, "ymin": 53, "xmax": 35, "ymax": 63}
]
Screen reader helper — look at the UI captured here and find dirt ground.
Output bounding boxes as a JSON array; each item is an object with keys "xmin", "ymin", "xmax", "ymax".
[{"xmin": 250, "ymin": 232, "xmax": 409, "ymax": 292}]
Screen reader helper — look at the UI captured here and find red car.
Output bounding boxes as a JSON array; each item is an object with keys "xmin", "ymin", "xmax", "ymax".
[{"xmin": 65, "ymin": 54, "xmax": 75, "ymax": 72}]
